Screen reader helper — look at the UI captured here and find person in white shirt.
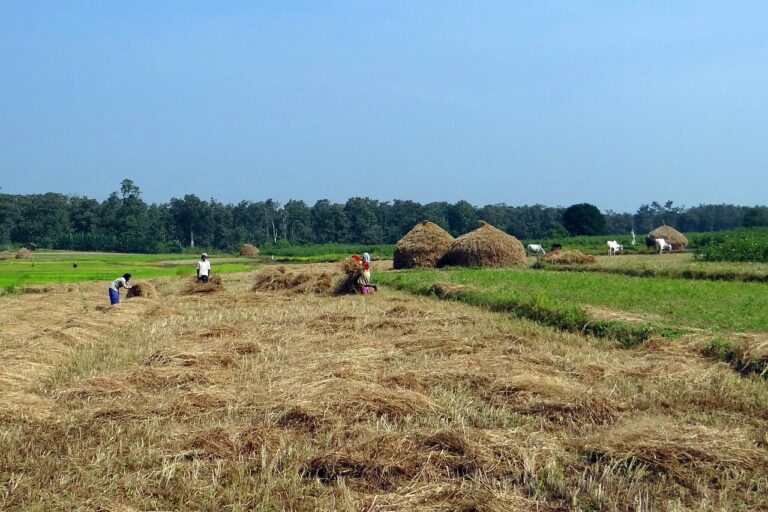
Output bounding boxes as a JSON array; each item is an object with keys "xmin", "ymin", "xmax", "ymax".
[
  {"xmin": 196, "ymin": 253, "xmax": 212, "ymax": 283},
  {"xmin": 109, "ymin": 273, "xmax": 132, "ymax": 304}
]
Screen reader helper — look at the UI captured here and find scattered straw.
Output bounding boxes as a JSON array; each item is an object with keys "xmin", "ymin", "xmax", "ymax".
[
  {"xmin": 542, "ymin": 250, "xmax": 597, "ymax": 265},
  {"xmin": 126, "ymin": 282, "xmax": 157, "ymax": 299}
]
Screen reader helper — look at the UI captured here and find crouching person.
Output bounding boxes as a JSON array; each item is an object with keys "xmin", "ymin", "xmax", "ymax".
[{"xmin": 109, "ymin": 273, "xmax": 132, "ymax": 305}]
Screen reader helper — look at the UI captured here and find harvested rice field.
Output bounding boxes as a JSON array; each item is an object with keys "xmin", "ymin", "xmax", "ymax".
[{"xmin": 1, "ymin": 264, "xmax": 767, "ymax": 511}]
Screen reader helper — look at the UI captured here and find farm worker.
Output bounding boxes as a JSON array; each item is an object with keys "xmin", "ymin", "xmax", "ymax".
[
  {"xmin": 109, "ymin": 273, "xmax": 132, "ymax": 305},
  {"xmin": 196, "ymin": 253, "xmax": 211, "ymax": 283},
  {"xmin": 359, "ymin": 252, "xmax": 377, "ymax": 292}
]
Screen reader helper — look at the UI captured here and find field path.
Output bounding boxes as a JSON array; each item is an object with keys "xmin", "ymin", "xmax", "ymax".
[{"xmin": 1, "ymin": 267, "xmax": 767, "ymax": 511}]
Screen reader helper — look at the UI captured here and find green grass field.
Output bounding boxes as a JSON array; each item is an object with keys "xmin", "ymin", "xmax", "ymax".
[
  {"xmin": 376, "ymin": 266, "xmax": 768, "ymax": 334},
  {"xmin": 0, "ymin": 251, "xmax": 257, "ymax": 289}
]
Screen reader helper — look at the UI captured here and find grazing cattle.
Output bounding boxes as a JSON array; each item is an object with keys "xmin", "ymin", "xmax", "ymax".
[
  {"xmin": 526, "ymin": 244, "xmax": 546, "ymax": 255},
  {"xmin": 607, "ymin": 240, "xmax": 623, "ymax": 255},
  {"xmin": 550, "ymin": 243, "xmax": 562, "ymax": 252},
  {"xmin": 655, "ymin": 238, "xmax": 672, "ymax": 254}
]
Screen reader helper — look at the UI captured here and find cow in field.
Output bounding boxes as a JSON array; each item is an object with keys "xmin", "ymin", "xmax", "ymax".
[
  {"xmin": 607, "ymin": 240, "xmax": 623, "ymax": 255},
  {"xmin": 550, "ymin": 243, "xmax": 562, "ymax": 252},
  {"xmin": 655, "ymin": 238, "xmax": 672, "ymax": 254},
  {"xmin": 526, "ymin": 244, "xmax": 546, "ymax": 255}
]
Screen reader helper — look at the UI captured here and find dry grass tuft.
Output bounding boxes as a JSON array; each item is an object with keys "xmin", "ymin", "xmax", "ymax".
[
  {"xmin": 430, "ymin": 282, "xmax": 471, "ymax": 299},
  {"xmin": 126, "ymin": 281, "xmax": 157, "ymax": 299},
  {"xmin": 252, "ymin": 266, "xmax": 332, "ymax": 294},
  {"xmin": 572, "ymin": 416, "xmax": 768, "ymax": 479},
  {"xmin": 542, "ymin": 250, "xmax": 597, "ymax": 265},
  {"xmin": 393, "ymin": 220, "xmax": 454, "ymax": 269},
  {"xmin": 182, "ymin": 274, "xmax": 223, "ymax": 294},
  {"xmin": 23, "ymin": 285, "xmax": 53, "ymax": 294},
  {"xmin": 438, "ymin": 221, "xmax": 526, "ymax": 268}
]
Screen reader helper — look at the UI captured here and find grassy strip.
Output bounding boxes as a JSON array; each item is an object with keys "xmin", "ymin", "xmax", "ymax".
[
  {"xmin": 532, "ymin": 261, "xmax": 768, "ymax": 283},
  {"xmin": 381, "ymin": 274, "xmax": 653, "ymax": 347}
]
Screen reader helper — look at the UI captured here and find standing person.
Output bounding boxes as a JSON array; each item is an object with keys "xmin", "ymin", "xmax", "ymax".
[
  {"xmin": 196, "ymin": 253, "xmax": 211, "ymax": 283},
  {"xmin": 360, "ymin": 252, "xmax": 377, "ymax": 292},
  {"xmin": 109, "ymin": 273, "xmax": 132, "ymax": 305}
]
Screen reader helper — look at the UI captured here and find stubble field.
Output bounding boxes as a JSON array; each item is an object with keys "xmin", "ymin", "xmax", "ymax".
[{"xmin": 1, "ymin": 260, "xmax": 767, "ymax": 511}]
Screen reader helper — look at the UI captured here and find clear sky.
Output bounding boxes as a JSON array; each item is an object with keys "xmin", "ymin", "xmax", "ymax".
[{"xmin": 1, "ymin": 1, "xmax": 766, "ymax": 213}]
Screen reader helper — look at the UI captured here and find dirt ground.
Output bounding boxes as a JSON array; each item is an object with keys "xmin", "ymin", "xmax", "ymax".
[{"xmin": 1, "ymin": 265, "xmax": 766, "ymax": 511}]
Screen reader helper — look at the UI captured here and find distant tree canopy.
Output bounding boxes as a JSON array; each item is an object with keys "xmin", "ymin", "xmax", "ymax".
[
  {"xmin": 0, "ymin": 181, "xmax": 763, "ymax": 252},
  {"xmin": 562, "ymin": 203, "xmax": 606, "ymax": 236}
]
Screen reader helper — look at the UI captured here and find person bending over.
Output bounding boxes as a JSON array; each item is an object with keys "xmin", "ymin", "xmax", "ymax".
[{"xmin": 109, "ymin": 273, "xmax": 132, "ymax": 305}]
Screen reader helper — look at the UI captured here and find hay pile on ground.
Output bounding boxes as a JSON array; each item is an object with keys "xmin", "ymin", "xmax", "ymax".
[
  {"xmin": 437, "ymin": 221, "xmax": 526, "ymax": 268},
  {"xmin": 393, "ymin": 220, "xmax": 454, "ymax": 269},
  {"xmin": 239, "ymin": 244, "xmax": 259, "ymax": 257},
  {"xmin": 126, "ymin": 282, "xmax": 158, "ymax": 299},
  {"xmin": 15, "ymin": 248, "xmax": 32, "ymax": 259},
  {"xmin": 542, "ymin": 250, "xmax": 597, "ymax": 265},
  {"xmin": 646, "ymin": 225, "xmax": 688, "ymax": 250},
  {"xmin": 252, "ymin": 267, "xmax": 332, "ymax": 295},
  {"xmin": 183, "ymin": 274, "xmax": 224, "ymax": 295},
  {"xmin": 0, "ymin": 250, "xmax": 13, "ymax": 260},
  {"xmin": 333, "ymin": 258, "xmax": 365, "ymax": 295}
]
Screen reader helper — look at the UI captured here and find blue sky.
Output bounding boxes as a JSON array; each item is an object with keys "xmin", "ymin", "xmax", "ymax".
[{"xmin": 1, "ymin": 1, "xmax": 766, "ymax": 213}]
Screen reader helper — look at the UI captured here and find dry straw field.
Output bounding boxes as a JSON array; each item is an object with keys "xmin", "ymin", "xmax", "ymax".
[{"xmin": 1, "ymin": 262, "xmax": 767, "ymax": 511}]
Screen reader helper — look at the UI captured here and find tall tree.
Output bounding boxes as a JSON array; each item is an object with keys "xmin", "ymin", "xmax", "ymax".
[{"xmin": 562, "ymin": 203, "xmax": 606, "ymax": 236}]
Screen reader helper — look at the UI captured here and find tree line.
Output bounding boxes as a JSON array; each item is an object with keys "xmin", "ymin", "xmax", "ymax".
[{"xmin": 0, "ymin": 180, "xmax": 766, "ymax": 253}]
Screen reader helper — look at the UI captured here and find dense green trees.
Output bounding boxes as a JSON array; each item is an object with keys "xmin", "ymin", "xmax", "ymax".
[{"xmin": 0, "ymin": 182, "xmax": 762, "ymax": 252}]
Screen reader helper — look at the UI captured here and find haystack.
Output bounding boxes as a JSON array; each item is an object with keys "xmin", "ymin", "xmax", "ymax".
[
  {"xmin": 333, "ymin": 258, "xmax": 366, "ymax": 295},
  {"xmin": 183, "ymin": 274, "xmax": 224, "ymax": 294},
  {"xmin": 543, "ymin": 250, "xmax": 597, "ymax": 265},
  {"xmin": 646, "ymin": 225, "xmax": 688, "ymax": 251},
  {"xmin": 0, "ymin": 250, "xmax": 13, "ymax": 260},
  {"xmin": 393, "ymin": 220, "xmax": 454, "ymax": 269},
  {"xmin": 437, "ymin": 221, "xmax": 526, "ymax": 268},
  {"xmin": 252, "ymin": 267, "xmax": 332, "ymax": 295},
  {"xmin": 239, "ymin": 244, "xmax": 260, "ymax": 257},
  {"xmin": 127, "ymin": 282, "xmax": 158, "ymax": 299},
  {"xmin": 15, "ymin": 248, "xmax": 32, "ymax": 259}
]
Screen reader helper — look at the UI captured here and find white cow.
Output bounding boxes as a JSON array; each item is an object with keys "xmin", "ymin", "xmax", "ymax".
[
  {"xmin": 655, "ymin": 238, "xmax": 672, "ymax": 254},
  {"xmin": 526, "ymin": 244, "xmax": 546, "ymax": 255},
  {"xmin": 607, "ymin": 240, "xmax": 623, "ymax": 255}
]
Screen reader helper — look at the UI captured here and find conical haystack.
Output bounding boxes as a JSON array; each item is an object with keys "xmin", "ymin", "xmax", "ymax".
[
  {"xmin": 437, "ymin": 221, "xmax": 526, "ymax": 268},
  {"xmin": 15, "ymin": 248, "xmax": 32, "ymax": 259},
  {"xmin": 239, "ymin": 244, "xmax": 260, "ymax": 257},
  {"xmin": 393, "ymin": 220, "xmax": 454, "ymax": 269},
  {"xmin": 646, "ymin": 225, "xmax": 688, "ymax": 251}
]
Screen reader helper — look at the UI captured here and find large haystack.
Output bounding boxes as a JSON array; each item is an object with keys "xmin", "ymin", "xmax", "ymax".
[
  {"xmin": 437, "ymin": 221, "xmax": 526, "ymax": 268},
  {"xmin": 646, "ymin": 225, "xmax": 688, "ymax": 251},
  {"xmin": 239, "ymin": 244, "xmax": 260, "ymax": 257},
  {"xmin": 393, "ymin": 221, "xmax": 454, "ymax": 269},
  {"xmin": 15, "ymin": 248, "xmax": 32, "ymax": 259}
]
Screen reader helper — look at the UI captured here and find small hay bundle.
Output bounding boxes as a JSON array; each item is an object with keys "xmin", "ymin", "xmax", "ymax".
[
  {"xmin": 438, "ymin": 221, "xmax": 526, "ymax": 268},
  {"xmin": 252, "ymin": 267, "xmax": 332, "ymax": 295},
  {"xmin": 333, "ymin": 258, "xmax": 366, "ymax": 295},
  {"xmin": 183, "ymin": 274, "xmax": 224, "ymax": 294},
  {"xmin": 15, "ymin": 248, "xmax": 32, "ymax": 259},
  {"xmin": 393, "ymin": 220, "xmax": 454, "ymax": 269},
  {"xmin": 239, "ymin": 243, "xmax": 260, "ymax": 257},
  {"xmin": 126, "ymin": 282, "xmax": 158, "ymax": 299},
  {"xmin": 646, "ymin": 225, "xmax": 688, "ymax": 251},
  {"xmin": 542, "ymin": 250, "xmax": 597, "ymax": 265}
]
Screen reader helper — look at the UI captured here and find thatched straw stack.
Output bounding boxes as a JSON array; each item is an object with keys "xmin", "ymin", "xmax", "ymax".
[
  {"xmin": 15, "ymin": 248, "xmax": 32, "ymax": 259},
  {"xmin": 239, "ymin": 244, "xmax": 260, "ymax": 257},
  {"xmin": 393, "ymin": 220, "xmax": 454, "ymax": 269},
  {"xmin": 646, "ymin": 225, "xmax": 688, "ymax": 251},
  {"xmin": 437, "ymin": 221, "xmax": 526, "ymax": 268},
  {"xmin": 0, "ymin": 250, "xmax": 13, "ymax": 260},
  {"xmin": 126, "ymin": 282, "xmax": 158, "ymax": 299},
  {"xmin": 252, "ymin": 267, "xmax": 332, "ymax": 294},
  {"xmin": 543, "ymin": 250, "xmax": 597, "ymax": 265}
]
